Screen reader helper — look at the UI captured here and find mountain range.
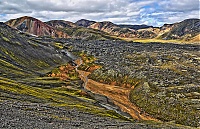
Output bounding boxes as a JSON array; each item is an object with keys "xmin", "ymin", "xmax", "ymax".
[{"xmin": 5, "ymin": 16, "xmax": 200, "ymax": 42}]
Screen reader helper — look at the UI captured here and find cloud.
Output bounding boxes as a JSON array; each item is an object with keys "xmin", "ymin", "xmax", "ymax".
[
  {"xmin": 0, "ymin": 0, "xmax": 199, "ymax": 26},
  {"xmin": 26, "ymin": 0, "xmax": 112, "ymax": 12},
  {"xmin": 159, "ymin": 0, "xmax": 199, "ymax": 12}
]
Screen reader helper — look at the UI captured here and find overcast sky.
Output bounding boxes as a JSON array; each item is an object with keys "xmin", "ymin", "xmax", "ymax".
[{"xmin": 0, "ymin": 0, "xmax": 199, "ymax": 26}]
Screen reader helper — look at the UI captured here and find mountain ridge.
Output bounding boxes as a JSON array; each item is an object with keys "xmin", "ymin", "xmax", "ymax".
[{"xmin": 5, "ymin": 16, "xmax": 200, "ymax": 42}]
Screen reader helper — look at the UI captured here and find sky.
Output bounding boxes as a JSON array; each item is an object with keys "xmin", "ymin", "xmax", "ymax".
[{"xmin": 0, "ymin": 0, "xmax": 199, "ymax": 26}]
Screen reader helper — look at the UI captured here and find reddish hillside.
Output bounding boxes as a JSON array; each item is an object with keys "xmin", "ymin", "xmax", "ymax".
[{"xmin": 5, "ymin": 16, "xmax": 68, "ymax": 38}]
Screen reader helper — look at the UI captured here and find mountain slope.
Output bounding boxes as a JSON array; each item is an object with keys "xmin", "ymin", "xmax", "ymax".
[
  {"xmin": 0, "ymin": 22, "xmax": 140, "ymax": 128},
  {"xmin": 159, "ymin": 19, "xmax": 200, "ymax": 41},
  {"xmin": 75, "ymin": 19, "xmax": 200, "ymax": 41},
  {"xmin": 5, "ymin": 16, "xmax": 68, "ymax": 38},
  {"xmin": 0, "ymin": 22, "xmax": 71, "ymax": 79}
]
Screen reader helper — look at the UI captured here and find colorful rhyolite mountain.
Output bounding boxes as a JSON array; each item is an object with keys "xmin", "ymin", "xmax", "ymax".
[
  {"xmin": 5, "ymin": 16, "xmax": 200, "ymax": 42},
  {"xmin": 75, "ymin": 19, "xmax": 200, "ymax": 41},
  {"xmin": 5, "ymin": 16, "xmax": 68, "ymax": 38}
]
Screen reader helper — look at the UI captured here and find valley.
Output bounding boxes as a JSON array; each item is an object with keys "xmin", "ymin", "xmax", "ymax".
[{"xmin": 0, "ymin": 16, "xmax": 200, "ymax": 128}]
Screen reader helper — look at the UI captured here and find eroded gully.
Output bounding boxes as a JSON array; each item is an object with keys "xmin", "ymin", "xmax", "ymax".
[{"xmin": 74, "ymin": 58, "xmax": 158, "ymax": 121}]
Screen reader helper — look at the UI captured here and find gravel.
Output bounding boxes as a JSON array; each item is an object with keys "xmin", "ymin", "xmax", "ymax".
[{"xmin": 0, "ymin": 99, "xmax": 189, "ymax": 129}]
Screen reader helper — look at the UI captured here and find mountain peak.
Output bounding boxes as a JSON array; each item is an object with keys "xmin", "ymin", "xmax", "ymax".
[
  {"xmin": 46, "ymin": 20, "xmax": 77, "ymax": 28},
  {"xmin": 75, "ymin": 19, "xmax": 96, "ymax": 27},
  {"xmin": 77, "ymin": 19, "xmax": 95, "ymax": 22},
  {"xmin": 12, "ymin": 16, "xmax": 40, "ymax": 22}
]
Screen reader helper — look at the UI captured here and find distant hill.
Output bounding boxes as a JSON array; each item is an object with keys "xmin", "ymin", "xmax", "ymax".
[
  {"xmin": 118, "ymin": 24, "xmax": 153, "ymax": 30},
  {"xmin": 75, "ymin": 19, "xmax": 157, "ymax": 39},
  {"xmin": 5, "ymin": 16, "xmax": 68, "ymax": 38},
  {"xmin": 75, "ymin": 19, "xmax": 96, "ymax": 27}
]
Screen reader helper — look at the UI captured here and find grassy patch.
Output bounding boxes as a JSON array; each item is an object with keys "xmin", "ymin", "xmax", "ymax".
[
  {"xmin": 54, "ymin": 42, "xmax": 64, "ymax": 49},
  {"xmin": 114, "ymin": 37, "xmax": 195, "ymax": 44}
]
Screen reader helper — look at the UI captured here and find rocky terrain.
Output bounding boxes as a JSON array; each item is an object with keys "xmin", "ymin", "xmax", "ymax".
[
  {"xmin": 2, "ymin": 99, "xmax": 192, "ymax": 129},
  {"xmin": 0, "ymin": 22, "xmax": 124, "ymax": 128}
]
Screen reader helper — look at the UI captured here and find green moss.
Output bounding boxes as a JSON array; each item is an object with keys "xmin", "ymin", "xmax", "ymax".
[
  {"xmin": 51, "ymin": 67, "xmax": 60, "ymax": 74},
  {"xmin": 54, "ymin": 42, "xmax": 64, "ymax": 49},
  {"xmin": 2, "ymin": 36, "xmax": 10, "ymax": 42}
]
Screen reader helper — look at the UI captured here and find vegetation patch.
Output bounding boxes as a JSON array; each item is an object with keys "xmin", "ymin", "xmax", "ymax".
[
  {"xmin": 129, "ymin": 82, "xmax": 200, "ymax": 127},
  {"xmin": 73, "ymin": 51, "xmax": 101, "ymax": 72},
  {"xmin": 2, "ymin": 36, "xmax": 10, "ymax": 42},
  {"xmin": 48, "ymin": 63, "xmax": 79, "ymax": 81}
]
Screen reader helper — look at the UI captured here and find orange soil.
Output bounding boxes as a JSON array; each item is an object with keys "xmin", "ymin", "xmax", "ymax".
[{"xmin": 76, "ymin": 67, "xmax": 158, "ymax": 121}]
